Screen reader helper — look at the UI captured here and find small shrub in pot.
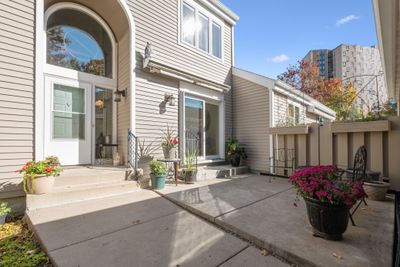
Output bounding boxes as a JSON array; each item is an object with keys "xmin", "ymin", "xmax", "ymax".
[
  {"xmin": 226, "ymin": 138, "xmax": 247, "ymax": 167},
  {"xmin": 181, "ymin": 151, "xmax": 197, "ymax": 184},
  {"xmin": 149, "ymin": 160, "xmax": 168, "ymax": 190}
]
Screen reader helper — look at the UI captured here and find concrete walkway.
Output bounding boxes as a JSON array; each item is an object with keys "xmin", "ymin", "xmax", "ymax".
[
  {"xmin": 157, "ymin": 175, "xmax": 394, "ymax": 267},
  {"xmin": 26, "ymin": 188, "xmax": 289, "ymax": 266}
]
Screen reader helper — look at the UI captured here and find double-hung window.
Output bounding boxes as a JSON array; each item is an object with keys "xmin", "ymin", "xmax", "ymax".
[
  {"xmin": 181, "ymin": 1, "xmax": 223, "ymax": 59},
  {"xmin": 288, "ymin": 104, "xmax": 300, "ymax": 125}
]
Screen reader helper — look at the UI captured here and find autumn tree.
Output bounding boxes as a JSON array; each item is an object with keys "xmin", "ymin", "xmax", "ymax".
[
  {"xmin": 325, "ymin": 82, "xmax": 359, "ymax": 121},
  {"xmin": 277, "ymin": 61, "xmax": 325, "ymax": 101},
  {"xmin": 278, "ymin": 62, "xmax": 362, "ymax": 121}
]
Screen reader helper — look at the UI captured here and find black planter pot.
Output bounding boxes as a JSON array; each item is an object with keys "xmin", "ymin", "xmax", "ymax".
[
  {"xmin": 182, "ymin": 170, "xmax": 197, "ymax": 184},
  {"xmin": 304, "ymin": 197, "xmax": 350, "ymax": 241},
  {"xmin": 230, "ymin": 154, "xmax": 241, "ymax": 167}
]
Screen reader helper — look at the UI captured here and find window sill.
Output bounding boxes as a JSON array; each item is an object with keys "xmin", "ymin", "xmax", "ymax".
[{"xmin": 197, "ymin": 158, "xmax": 225, "ymax": 164}]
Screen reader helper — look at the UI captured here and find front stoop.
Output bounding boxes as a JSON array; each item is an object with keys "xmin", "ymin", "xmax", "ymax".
[
  {"xmin": 26, "ymin": 167, "xmax": 141, "ymax": 211},
  {"xmin": 196, "ymin": 165, "xmax": 249, "ymax": 181}
]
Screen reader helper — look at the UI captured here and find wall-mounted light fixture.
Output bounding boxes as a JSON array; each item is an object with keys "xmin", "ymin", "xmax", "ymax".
[
  {"xmin": 164, "ymin": 93, "xmax": 176, "ymax": 106},
  {"xmin": 114, "ymin": 88, "xmax": 127, "ymax": 102},
  {"xmin": 319, "ymin": 116, "xmax": 325, "ymax": 126}
]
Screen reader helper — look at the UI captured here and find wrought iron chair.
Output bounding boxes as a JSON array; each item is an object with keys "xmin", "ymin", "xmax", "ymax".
[
  {"xmin": 349, "ymin": 145, "xmax": 368, "ymax": 226},
  {"xmin": 270, "ymin": 148, "xmax": 296, "ymax": 177}
]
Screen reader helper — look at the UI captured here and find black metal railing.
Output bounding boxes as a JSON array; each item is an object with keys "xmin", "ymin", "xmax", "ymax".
[
  {"xmin": 128, "ymin": 129, "xmax": 138, "ymax": 174},
  {"xmin": 185, "ymin": 131, "xmax": 199, "ymax": 167}
]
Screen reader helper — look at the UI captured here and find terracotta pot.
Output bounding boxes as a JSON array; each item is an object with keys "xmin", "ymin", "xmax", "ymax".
[
  {"xmin": 162, "ymin": 147, "xmax": 176, "ymax": 159},
  {"xmin": 304, "ymin": 197, "xmax": 350, "ymax": 241},
  {"xmin": 28, "ymin": 175, "xmax": 55, "ymax": 194}
]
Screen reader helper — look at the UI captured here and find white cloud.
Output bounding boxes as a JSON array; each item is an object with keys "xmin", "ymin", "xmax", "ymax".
[
  {"xmin": 270, "ymin": 54, "xmax": 290, "ymax": 63},
  {"xmin": 336, "ymin": 15, "xmax": 360, "ymax": 26}
]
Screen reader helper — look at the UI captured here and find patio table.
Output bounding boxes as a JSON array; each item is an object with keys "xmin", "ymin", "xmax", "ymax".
[{"xmin": 157, "ymin": 158, "xmax": 180, "ymax": 186}]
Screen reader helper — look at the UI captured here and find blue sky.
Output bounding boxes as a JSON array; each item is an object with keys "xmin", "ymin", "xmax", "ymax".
[{"xmin": 220, "ymin": 0, "xmax": 378, "ymax": 79}]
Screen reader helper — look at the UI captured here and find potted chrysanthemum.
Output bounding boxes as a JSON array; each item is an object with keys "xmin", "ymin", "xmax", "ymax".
[
  {"xmin": 17, "ymin": 156, "xmax": 63, "ymax": 194},
  {"xmin": 289, "ymin": 165, "xmax": 367, "ymax": 240},
  {"xmin": 149, "ymin": 160, "xmax": 168, "ymax": 190}
]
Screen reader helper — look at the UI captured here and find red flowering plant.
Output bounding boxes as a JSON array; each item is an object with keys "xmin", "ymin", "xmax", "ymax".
[
  {"xmin": 161, "ymin": 125, "xmax": 179, "ymax": 149},
  {"xmin": 289, "ymin": 165, "xmax": 367, "ymax": 207},
  {"xmin": 17, "ymin": 156, "xmax": 62, "ymax": 193}
]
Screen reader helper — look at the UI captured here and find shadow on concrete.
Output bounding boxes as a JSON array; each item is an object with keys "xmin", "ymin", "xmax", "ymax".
[
  {"xmin": 26, "ymin": 190, "xmax": 247, "ymax": 267},
  {"xmin": 158, "ymin": 175, "xmax": 394, "ymax": 267}
]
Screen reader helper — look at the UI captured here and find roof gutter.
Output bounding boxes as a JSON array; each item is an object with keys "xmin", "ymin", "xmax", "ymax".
[{"xmin": 197, "ymin": 0, "xmax": 239, "ymax": 25}]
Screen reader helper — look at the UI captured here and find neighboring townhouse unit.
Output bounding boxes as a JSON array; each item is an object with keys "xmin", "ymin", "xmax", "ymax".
[
  {"xmin": 303, "ymin": 44, "xmax": 388, "ymax": 112},
  {"xmin": 232, "ymin": 68, "xmax": 336, "ymax": 174}
]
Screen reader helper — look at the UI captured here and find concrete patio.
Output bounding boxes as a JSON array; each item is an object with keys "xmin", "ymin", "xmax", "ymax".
[
  {"xmin": 156, "ymin": 174, "xmax": 394, "ymax": 267},
  {"xmin": 26, "ymin": 181, "xmax": 289, "ymax": 267}
]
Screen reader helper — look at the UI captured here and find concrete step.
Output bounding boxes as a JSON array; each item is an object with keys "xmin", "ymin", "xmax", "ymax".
[
  {"xmin": 196, "ymin": 165, "xmax": 249, "ymax": 181},
  {"xmin": 27, "ymin": 180, "xmax": 140, "ymax": 211}
]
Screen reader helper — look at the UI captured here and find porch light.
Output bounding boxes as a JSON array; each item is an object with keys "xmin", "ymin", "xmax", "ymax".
[
  {"xmin": 114, "ymin": 88, "xmax": 127, "ymax": 102},
  {"xmin": 164, "ymin": 93, "xmax": 176, "ymax": 106}
]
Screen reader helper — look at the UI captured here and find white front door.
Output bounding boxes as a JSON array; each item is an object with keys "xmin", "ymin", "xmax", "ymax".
[{"xmin": 44, "ymin": 76, "xmax": 92, "ymax": 165}]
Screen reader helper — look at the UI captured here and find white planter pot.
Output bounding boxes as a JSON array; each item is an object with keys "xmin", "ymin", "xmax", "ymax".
[
  {"xmin": 29, "ymin": 175, "xmax": 55, "ymax": 194},
  {"xmin": 0, "ymin": 213, "xmax": 7, "ymax": 225},
  {"xmin": 364, "ymin": 181, "xmax": 390, "ymax": 201},
  {"xmin": 162, "ymin": 147, "xmax": 176, "ymax": 159}
]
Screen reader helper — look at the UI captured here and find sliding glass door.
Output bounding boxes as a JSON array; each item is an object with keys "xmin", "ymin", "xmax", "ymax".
[{"xmin": 185, "ymin": 97, "xmax": 220, "ymax": 159}]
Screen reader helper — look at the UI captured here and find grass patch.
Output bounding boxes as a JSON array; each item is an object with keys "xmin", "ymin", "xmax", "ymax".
[{"xmin": 0, "ymin": 217, "xmax": 52, "ymax": 267}]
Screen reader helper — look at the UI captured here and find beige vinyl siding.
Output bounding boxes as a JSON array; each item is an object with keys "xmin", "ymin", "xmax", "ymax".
[
  {"xmin": 117, "ymin": 33, "xmax": 131, "ymax": 164},
  {"xmin": 233, "ymin": 75, "xmax": 270, "ymax": 172},
  {"xmin": 273, "ymin": 91, "xmax": 309, "ymax": 126},
  {"xmin": 127, "ymin": 0, "xmax": 232, "ymax": 158},
  {"xmin": 273, "ymin": 92, "xmax": 288, "ymax": 126},
  {"xmin": 0, "ymin": 0, "xmax": 35, "ymax": 200},
  {"xmin": 128, "ymin": 0, "xmax": 232, "ymax": 86}
]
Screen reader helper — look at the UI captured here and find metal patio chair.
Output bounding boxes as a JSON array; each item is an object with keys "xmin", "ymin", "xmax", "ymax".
[{"xmin": 349, "ymin": 145, "xmax": 368, "ymax": 226}]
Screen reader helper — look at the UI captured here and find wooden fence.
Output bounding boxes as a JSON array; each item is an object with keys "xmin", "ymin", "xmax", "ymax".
[{"xmin": 269, "ymin": 116, "xmax": 400, "ymax": 190}]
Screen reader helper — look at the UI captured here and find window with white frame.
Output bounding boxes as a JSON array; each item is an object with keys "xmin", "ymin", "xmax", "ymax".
[
  {"xmin": 181, "ymin": 1, "xmax": 223, "ymax": 59},
  {"xmin": 185, "ymin": 96, "xmax": 220, "ymax": 159},
  {"xmin": 287, "ymin": 104, "xmax": 300, "ymax": 125}
]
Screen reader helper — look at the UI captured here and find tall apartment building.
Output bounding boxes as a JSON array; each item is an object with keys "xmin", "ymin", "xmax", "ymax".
[{"xmin": 303, "ymin": 44, "xmax": 388, "ymax": 111}]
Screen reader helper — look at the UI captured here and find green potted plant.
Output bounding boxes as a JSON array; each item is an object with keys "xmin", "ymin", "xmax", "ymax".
[
  {"xmin": 226, "ymin": 138, "xmax": 247, "ymax": 167},
  {"xmin": 0, "ymin": 202, "xmax": 11, "ymax": 225},
  {"xmin": 289, "ymin": 165, "xmax": 367, "ymax": 240},
  {"xmin": 137, "ymin": 139, "xmax": 158, "ymax": 188},
  {"xmin": 181, "ymin": 151, "xmax": 198, "ymax": 184},
  {"xmin": 17, "ymin": 156, "xmax": 63, "ymax": 194},
  {"xmin": 149, "ymin": 160, "xmax": 168, "ymax": 190},
  {"xmin": 161, "ymin": 125, "xmax": 179, "ymax": 159}
]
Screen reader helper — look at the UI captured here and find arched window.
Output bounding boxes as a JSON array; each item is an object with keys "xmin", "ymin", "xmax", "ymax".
[{"xmin": 46, "ymin": 8, "xmax": 113, "ymax": 78}]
